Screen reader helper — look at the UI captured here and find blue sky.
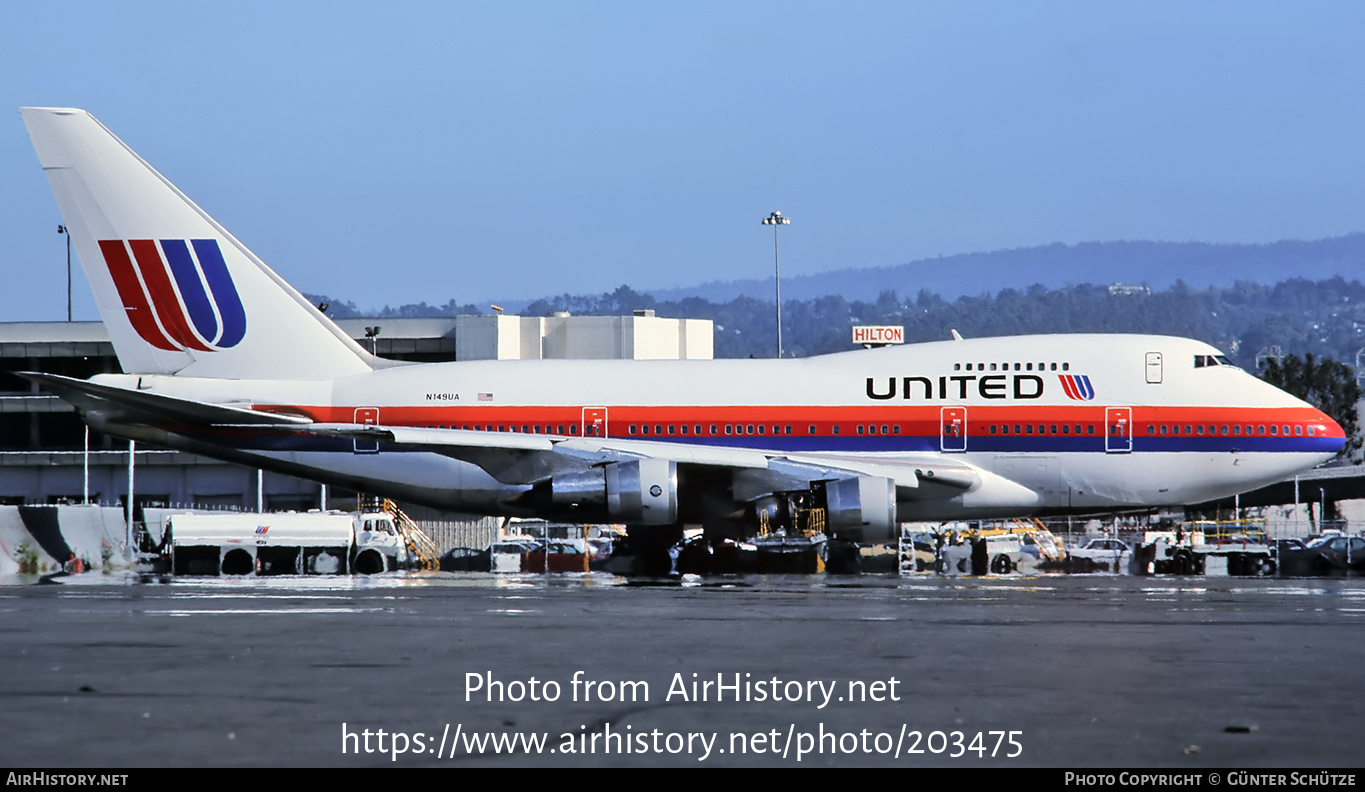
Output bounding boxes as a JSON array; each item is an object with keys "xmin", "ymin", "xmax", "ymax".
[{"xmin": 3, "ymin": 2, "xmax": 1364, "ymax": 321}]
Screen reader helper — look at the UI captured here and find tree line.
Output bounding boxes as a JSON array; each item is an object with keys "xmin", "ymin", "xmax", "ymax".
[{"xmin": 311, "ymin": 275, "xmax": 1365, "ymax": 368}]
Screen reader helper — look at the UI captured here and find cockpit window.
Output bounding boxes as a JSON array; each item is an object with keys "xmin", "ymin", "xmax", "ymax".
[{"xmin": 1194, "ymin": 354, "xmax": 1235, "ymax": 368}]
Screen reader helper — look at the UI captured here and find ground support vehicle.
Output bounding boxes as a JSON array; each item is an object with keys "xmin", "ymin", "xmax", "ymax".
[
  {"xmin": 1139, "ymin": 520, "xmax": 1275, "ymax": 576},
  {"xmin": 159, "ymin": 507, "xmax": 429, "ymax": 576}
]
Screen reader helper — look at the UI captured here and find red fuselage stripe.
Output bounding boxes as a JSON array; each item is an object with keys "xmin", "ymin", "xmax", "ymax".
[{"xmin": 259, "ymin": 404, "xmax": 1342, "ymax": 439}]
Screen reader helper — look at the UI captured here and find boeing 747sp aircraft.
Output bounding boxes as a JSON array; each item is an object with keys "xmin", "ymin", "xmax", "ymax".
[{"xmin": 17, "ymin": 107, "xmax": 1346, "ymax": 561}]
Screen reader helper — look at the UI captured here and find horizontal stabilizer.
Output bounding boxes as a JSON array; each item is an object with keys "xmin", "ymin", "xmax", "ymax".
[{"xmin": 19, "ymin": 372, "xmax": 313, "ymax": 427}]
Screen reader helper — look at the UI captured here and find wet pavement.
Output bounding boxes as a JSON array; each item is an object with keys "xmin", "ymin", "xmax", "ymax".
[{"xmin": 1, "ymin": 572, "xmax": 1363, "ymax": 767}]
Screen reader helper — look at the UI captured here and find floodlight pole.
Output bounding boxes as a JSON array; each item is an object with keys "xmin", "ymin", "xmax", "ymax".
[
  {"xmin": 762, "ymin": 211, "xmax": 790, "ymax": 358},
  {"xmin": 126, "ymin": 440, "xmax": 135, "ymax": 561},
  {"xmin": 82, "ymin": 426, "xmax": 89, "ymax": 505},
  {"xmin": 58, "ymin": 225, "xmax": 71, "ymax": 321}
]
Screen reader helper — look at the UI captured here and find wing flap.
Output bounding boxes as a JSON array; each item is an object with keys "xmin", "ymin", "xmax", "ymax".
[
  {"xmin": 772, "ymin": 454, "xmax": 979, "ymax": 492},
  {"xmin": 285, "ymin": 422, "xmax": 982, "ymax": 499},
  {"xmin": 303, "ymin": 423, "xmax": 555, "ymax": 452},
  {"xmin": 286, "ymin": 424, "xmax": 769, "ymax": 484}
]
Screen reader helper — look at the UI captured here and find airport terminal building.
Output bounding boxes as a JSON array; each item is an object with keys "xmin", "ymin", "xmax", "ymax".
[{"xmin": 0, "ymin": 312, "xmax": 713, "ymax": 517}]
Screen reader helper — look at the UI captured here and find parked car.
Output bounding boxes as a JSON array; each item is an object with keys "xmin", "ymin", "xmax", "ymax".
[
  {"xmin": 1067, "ymin": 538, "xmax": 1132, "ymax": 573},
  {"xmin": 439, "ymin": 545, "xmax": 490, "ymax": 572},
  {"xmin": 1279, "ymin": 535, "xmax": 1365, "ymax": 574},
  {"xmin": 522, "ymin": 538, "xmax": 611, "ymax": 572},
  {"xmin": 489, "ymin": 539, "xmax": 539, "ymax": 573}
]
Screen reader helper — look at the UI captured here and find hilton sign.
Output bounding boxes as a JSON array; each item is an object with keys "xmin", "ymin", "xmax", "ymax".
[{"xmin": 852, "ymin": 325, "xmax": 905, "ymax": 346}]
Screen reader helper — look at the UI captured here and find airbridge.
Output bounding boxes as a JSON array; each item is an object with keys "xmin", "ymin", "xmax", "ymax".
[{"xmin": 1193, "ymin": 464, "xmax": 1365, "ymax": 511}]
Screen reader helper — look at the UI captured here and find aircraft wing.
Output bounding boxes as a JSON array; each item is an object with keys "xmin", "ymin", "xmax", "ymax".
[
  {"xmin": 287, "ymin": 422, "xmax": 1022, "ymax": 536},
  {"xmin": 24, "ymin": 375, "xmax": 1035, "ymax": 530}
]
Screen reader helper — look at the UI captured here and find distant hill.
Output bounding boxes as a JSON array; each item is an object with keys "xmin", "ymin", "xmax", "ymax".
[
  {"xmin": 645, "ymin": 234, "xmax": 1365, "ymax": 304},
  {"xmin": 311, "ymin": 233, "xmax": 1365, "ymax": 366}
]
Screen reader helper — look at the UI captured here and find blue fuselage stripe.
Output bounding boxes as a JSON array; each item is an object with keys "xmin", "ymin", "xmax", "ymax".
[{"xmin": 179, "ymin": 431, "xmax": 1339, "ymax": 456}]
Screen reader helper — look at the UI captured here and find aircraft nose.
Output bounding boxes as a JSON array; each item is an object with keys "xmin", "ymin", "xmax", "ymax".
[{"xmin": 1315, "ymin": 408, "xmax": 1347, "ymax": 457}]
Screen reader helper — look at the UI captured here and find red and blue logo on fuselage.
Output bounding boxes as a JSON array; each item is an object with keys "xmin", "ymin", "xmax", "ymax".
[
  {"xmin": 98, "ymin": 239, "xmax": 246, "ymax": 352},
  {"xmin": 1058, "ymin": 374, "xmax": 1095, "ymax": 400}
]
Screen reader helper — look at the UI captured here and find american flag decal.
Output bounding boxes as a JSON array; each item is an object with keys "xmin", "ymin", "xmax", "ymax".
[
  {"xmin": 478, "ymin": 393, "xmax": 493, "ymax": 402},
  {"xmin": 1058, "ymin": 374, "xmax": 1095, "ymax": 401}
]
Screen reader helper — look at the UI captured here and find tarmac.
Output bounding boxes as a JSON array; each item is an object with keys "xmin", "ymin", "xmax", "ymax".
[{"xmin": 1, "ymin": 571, "xmax": 1363, "ymax": 768}]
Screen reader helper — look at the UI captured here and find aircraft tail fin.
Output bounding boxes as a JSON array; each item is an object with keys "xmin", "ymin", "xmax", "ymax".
[{"xmin": 20, "ymin": 107, "xmax": 374, "ymax": 380}]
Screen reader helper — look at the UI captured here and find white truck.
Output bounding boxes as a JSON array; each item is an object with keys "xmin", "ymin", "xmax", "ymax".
[
  {"xmin": 1140, "ymin": 526, "xmax": 1275, "ymax": 576},
  {"xmin": 159, "ymin": 511, "xmax": 414, "ymax": 576}
]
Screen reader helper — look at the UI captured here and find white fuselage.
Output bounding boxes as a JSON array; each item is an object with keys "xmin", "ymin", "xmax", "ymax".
[{"xmin": 93, "ymin": 333, "xmax": 1343, "ymax": 521}]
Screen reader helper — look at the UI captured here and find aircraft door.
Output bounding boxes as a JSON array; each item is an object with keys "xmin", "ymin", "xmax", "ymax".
[
  {"xmin": 1105, "ymin": 407, "xmax": 1132, "ymax": 453},
  {"xmin": 583, "ymin": 407, "xmax": 608, "ymax": 438},
  {"xmin": 941, "ymin": 407, "xmax": 967, "ymax": 452},
  {"xmin": 1145, "ymin": 352, "xmax": 1163, "ymax": 384},
  {"xmin": 354, "ymin": 407, "xmax": 379, "ymax": 454}
]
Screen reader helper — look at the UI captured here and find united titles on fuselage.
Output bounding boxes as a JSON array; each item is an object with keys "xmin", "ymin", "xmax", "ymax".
[{"xmin": 865, "ymin": 374, "xmax": 1045, "ymax": 401}]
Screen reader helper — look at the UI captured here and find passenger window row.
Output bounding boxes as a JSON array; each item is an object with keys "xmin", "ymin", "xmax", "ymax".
[
  {"xmin": 627, "ymin": 424, "xmax": 791, "ymax": 436},
  {"xmin": 987, "ymin": 424, "xmax": 1095, "ymax": 436},
  {"xmin": 625, "ymin": 424, "xmax": 902, "ymax": 437},
  {"xmin": 954, "ymin": 361, "xmax": 1070, "ymax": 372},
  {"xmin": 1147, "ymin": 423, "xmax": 1313, "ymax": 437},
  {"xmin": 418, "ymin": 418, "xmax": 1317, "ymax": 440},
  {"xmin": 425, "ymin": 424, "xmax": 579, "ymax": 435}
]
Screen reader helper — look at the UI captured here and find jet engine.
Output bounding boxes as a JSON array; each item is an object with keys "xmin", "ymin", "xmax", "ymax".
[
  {"xmin": 820, "ymin": 475, "xmax": 897, "ymax": 542},
  {"xmin": 549, "ymin": 459, "xmax": 678, "ymax": 525}
]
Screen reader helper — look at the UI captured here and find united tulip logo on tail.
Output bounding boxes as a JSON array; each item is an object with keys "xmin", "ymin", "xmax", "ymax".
[
  {"xmin": 1058, "ymin": 374, "xmax": 1095, "ymax": 400},
  {"xmin": 98, "ymin": 239, "xmax": 247, "ymax": 352}
]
